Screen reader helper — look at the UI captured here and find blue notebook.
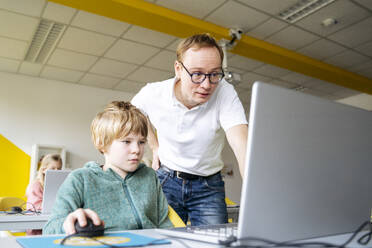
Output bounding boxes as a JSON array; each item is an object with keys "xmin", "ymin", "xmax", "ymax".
[{"xmin": 16, "ymin": 232, "xmax": 171, "ymax": 248}]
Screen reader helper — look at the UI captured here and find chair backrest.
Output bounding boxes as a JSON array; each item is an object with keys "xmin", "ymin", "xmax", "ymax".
[
  {"xmin": 167, "ymin": 199, "xmax": 236, "ymax": 227},
  {"xmin": 168, "ymin": 205, "xmax": 186, "ymax": 227},
  {"xmin": 0, "ymin": 197, "xmax": 25, "ymax": 211},
  {"xmin": 225, "ymin": 197, "xmax": 237, "ymax": 206}
]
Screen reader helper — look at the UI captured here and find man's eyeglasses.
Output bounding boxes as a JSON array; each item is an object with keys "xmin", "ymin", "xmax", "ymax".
[{"xmin": 179, "ymin": 62, "xmax": 224, "ymax": 84}]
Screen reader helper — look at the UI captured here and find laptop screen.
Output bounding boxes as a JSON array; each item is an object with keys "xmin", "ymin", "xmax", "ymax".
[
  {"xmin": 41, "ymin": 170, "xmax": 70, "ymax": 214},
  {"xmin": 238, "ymin": 82, "xmax": 372, "ymax": 242}
]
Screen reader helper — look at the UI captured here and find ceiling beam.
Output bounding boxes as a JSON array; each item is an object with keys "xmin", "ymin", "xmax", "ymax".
[{"xmin": 49, "ymin": 0, "xmax": 372, "ymax": 94}]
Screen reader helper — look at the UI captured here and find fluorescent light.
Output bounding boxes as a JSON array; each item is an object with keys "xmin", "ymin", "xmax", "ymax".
[
  {"xmin": 278, "ymin": 0, "xmax": 336, "ymax": 23},
  {"xmin": 24, "ymin": 19, "xmax": 66, "ymax": 64}
]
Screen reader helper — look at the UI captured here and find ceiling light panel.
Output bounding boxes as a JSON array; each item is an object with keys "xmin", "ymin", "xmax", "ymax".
[
  {"xmin": 25, "ymin": 19, "xmax": 66, "ymax": 64},
  {"xmin": 278, "ymin": 0, "xmax": 336, "ymax": 23}
]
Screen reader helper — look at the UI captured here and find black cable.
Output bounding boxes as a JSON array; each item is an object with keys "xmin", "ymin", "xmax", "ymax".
[
  {"xmin": 356, "ymin": 222, "xmax": 372, "ymax": 245},
  {"xmin": 358, "ymin": 231, "xmax": 372, "ymax": 245},
  {"xmin": 92, "ymin": 236, "xmax": 168, "ymax": 248},
  {"xmin": 24, "ymin": 202, "xmax": 39, "ymax": 214},
  {"xmin": 59, "ymin": 220, "xmax": 372, "ymax": 248},
  {"xmin": 223, "ymin": 220, "xmax": 372, "ymax": 248},
  {"xmin": 4, "ymin": 202, "xmax": 41, "ymax": 215},
  {"xmin": 274, "ymin": 241, "xmax": 342, "ymax": 247},
  {"xmin": 338, "ymin": 221, "xmax": 370, "ymax": 248},
  {"xmin": 21, "ymin": 202, "xmax": 41, "ymax": 215},
  {"xmin": 60, "ymin": 233, "xmax": 80, "ymax": 245},
  {"xmin": 60, "ymin": 234, "xmax": 171, "ymax": 248}
]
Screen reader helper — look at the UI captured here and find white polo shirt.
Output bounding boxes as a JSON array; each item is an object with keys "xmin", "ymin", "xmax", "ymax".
[{"xmin": 131, "ymin": 78, "xmax": 247, "ymax": 176}]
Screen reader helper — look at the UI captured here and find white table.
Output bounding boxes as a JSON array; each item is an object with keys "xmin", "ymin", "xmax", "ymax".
[
  {"xmin": 0, "ymin": 228, "xmax": 371, "ymax": 248},
  {"xmin": 0, "ymin": 229, "xmax": 219, "ymax": 248},
  {"xmin": 0, "ymin": 213, "xmax": 49, "ymax": 230}
]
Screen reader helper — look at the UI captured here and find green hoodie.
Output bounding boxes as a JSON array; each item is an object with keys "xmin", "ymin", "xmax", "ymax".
[{"xmin": 43, "ymin": 161, "xmax": 173, "ymax": 234}]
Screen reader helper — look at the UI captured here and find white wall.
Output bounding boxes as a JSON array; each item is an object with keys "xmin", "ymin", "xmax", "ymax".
[
  {"xmin": 0, "ymin": 71, "xmax": 133, "ymax": 168},
  {"xmin": 0, "ymin": 71, "xmax": 242, "ymax": 201}
]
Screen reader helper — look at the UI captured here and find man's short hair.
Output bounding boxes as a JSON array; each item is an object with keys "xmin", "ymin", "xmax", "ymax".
[
  {"xmin": 91, "ymin": 101, "xmax": 148, "ymax": 153},
  {"xmin": 176, "ymin": 33, "xmax": 224, "ymax": 63}
]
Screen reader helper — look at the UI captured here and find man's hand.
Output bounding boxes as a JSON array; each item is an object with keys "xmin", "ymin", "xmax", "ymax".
[{"xmin": 152, "ymin": 149, "xmax": 160, "ymax": 170}]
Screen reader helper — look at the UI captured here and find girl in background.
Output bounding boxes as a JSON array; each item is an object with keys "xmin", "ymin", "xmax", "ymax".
[{"xmin": 25, "ymin": 153, "xmax": 62, "ymax": 235}]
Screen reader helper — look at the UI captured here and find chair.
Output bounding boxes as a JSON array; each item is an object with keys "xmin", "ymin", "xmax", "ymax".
[
  {"xmin": 225, "ymin": 197, "xmax": 239, "ymax": 223},
  {"xmin": 0, "ymin": 196, "xmax": 25, "ymax": 210},
  {"xmin": 0, "ymin": 197, "xmax": 27, "ymax": 236},
  {"xmin": 168, "ymin": 205, "xmax": 186, "ymax": 227},
  {"xmin": 225, "ymin": 197, "xmax": 237, "ymax": 206},
  {"xmin": 167, "ymin": 198, "xmax": 238, "ymax": 227}
]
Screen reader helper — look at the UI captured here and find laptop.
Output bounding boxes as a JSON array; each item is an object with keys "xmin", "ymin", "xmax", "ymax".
[
  {"xmin": 158, "ymin": 81, "xmax": 372, "ymax": 244},
  {"xmin": 41, "ymin": 170, "xmax": 71, "ymax": 214}
]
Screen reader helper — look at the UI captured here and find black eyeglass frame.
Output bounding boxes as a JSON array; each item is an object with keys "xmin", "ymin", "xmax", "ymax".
[{"xmin": 179, "ymin": 61, "xmax": 224, "ymax": 84}]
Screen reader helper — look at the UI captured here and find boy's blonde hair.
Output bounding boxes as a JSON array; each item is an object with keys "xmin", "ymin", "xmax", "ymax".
[
  {"xmin": 91, "ymin": 101, "xmax": 148, "ymax": 153},
  {"xmin": 176, "ymin": 33, "xmax": 224, "ymax": 63},
  {"xmin": 36, "ymin": 153, "xmax": 62, "ymax": 186}
]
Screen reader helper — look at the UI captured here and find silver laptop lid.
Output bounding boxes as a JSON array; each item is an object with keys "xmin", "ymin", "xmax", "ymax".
[
  {"xmin": 238, "ymin": 82, "xmax": 372, "ymax": 242},
  {"xmin": 41, "ymin": 170, "xmax": 70, "ymax": 214}
]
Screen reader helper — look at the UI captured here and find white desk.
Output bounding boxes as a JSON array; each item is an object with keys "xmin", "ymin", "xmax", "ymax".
[
  {"xmin": 0, "ymin": 214, "xmax": 49, "ymax": 230},
  {"xmin": 0, "ymin": 228, "xmax": 370, "ymax": 248},
  {"xmin": 0, "ymin": 229, "xmax": 218, "ymax": 248}
]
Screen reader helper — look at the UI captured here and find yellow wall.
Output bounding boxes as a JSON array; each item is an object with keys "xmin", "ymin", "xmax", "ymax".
[{"xmin": 0, "ymin": 134, "xmax": 30, "ymax": 200}]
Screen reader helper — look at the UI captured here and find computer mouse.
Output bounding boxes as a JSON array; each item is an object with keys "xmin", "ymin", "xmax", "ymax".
[
  {"xmin": 9, "ymin": 206, "xmax": 23, "ymax": 214},
  {"xmin": 74, "ymin": 218, "xmax": 105, "ymax": 237}
]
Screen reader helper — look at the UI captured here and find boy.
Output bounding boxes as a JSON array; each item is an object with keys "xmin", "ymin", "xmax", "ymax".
[{"xmin": 43, "ymin": 101, "xmax": 173, "ymax": 234}]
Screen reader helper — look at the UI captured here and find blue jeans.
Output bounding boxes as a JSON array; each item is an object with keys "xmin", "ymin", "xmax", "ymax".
[{"xmin": 157, "ymin": 167, "xmax": 228, "ymax": 226}]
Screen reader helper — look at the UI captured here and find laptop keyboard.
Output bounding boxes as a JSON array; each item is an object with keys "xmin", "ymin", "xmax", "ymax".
[
  {"xmin": 184, "ymin": 224, "xmax": 238, "ymax": 238},
  {"xmin": 157, "ymin": 223, "xmax": 238, "ymax": 244}
]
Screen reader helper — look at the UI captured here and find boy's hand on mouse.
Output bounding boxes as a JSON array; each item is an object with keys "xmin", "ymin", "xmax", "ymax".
[{"xmin": 63, "ymin": 208, "xmax": 104, "ymax": 235}]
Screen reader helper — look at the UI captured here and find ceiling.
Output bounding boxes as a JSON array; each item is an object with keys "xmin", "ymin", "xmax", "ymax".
[{"xmin": 0, "ymin": 0, "xmax": 372, "ymax": 111}]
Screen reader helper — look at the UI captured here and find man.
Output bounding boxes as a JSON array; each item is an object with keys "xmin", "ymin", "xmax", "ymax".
[{"xmin": 132, "ymin": 33, "xmax": 248, "ymax": 226}]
